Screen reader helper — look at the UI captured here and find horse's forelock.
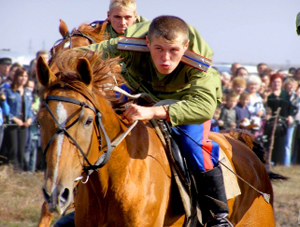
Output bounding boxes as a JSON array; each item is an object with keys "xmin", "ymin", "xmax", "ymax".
[{"xmin": 45, "ymin": 49, "xmax": 125, "ymax": 102}]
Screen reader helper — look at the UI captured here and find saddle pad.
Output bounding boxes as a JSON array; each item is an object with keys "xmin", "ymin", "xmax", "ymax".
[{"xmin": 209, "ymin": 132, "xmax": 241, "ymax": 199}]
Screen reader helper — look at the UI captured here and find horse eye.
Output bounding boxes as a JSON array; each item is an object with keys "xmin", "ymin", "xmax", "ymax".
[{"xmin": 85, "ymin": 117, "xmax": 93, "ymax": 126}]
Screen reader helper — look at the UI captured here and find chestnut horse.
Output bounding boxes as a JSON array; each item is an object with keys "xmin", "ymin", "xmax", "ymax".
[
  {"xmin": 38, "ymin": 19, "xmax": 110, "ymax": 227},
  {"xmin": 37, "ymin": 49, "xmax": 275, "ymax": 226},
  {"xmin": 50, "ymin": 19, "xmax": 108, "ymax": 56}
]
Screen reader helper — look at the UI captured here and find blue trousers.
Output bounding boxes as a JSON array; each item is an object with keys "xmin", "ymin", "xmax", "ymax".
[{"xmin": 172, "ymin": 120, "xmax": 220, "ymax": 172}]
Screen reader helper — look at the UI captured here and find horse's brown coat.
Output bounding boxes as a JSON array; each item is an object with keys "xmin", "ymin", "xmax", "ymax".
[{"xmin": 37, "ymin": 49, "xmax": 275, "ymax": 227}]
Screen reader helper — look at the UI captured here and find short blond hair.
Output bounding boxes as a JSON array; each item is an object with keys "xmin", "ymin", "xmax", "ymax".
[{"xmin": 109, "ymin": 0, "xmax": 136, "ymax": 13}]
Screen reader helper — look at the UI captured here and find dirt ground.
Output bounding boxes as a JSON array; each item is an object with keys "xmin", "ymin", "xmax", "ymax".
[{"xmin": 0, "ymin": 164, "xmax": 299, "ymax": 226}]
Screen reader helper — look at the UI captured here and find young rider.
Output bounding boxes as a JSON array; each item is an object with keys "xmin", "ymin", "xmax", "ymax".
[
  {"xmin": 90, "ymin": 0, "xmax": 147, "ymax": 38},
  {"xmin": 78, "ymin": 15, "xmax": 232, "ymax": 226}
]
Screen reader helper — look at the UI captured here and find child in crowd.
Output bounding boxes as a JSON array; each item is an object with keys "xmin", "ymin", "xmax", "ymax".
[
  {"xmin": 218, "ymin": 92, "xmax": 238, "ymax": 130},
  {"xmin": 221, "ymin": 92, "xmax": 227, "ymax": 107},
  {"xmin": 231, "ymin": 77, "xmax": 246, "ymax": 98},
  {"xmin": 234, "ymin": 92, "xmax": 251, "ymax": 129},
  {"xmin": 211, "ymin": 106, "xmax": 221, "ymax": 132}
]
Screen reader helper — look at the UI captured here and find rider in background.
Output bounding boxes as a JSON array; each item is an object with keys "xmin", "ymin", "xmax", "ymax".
[
  {"xmin": 90, "ymin": 0, "xmax": 147, "ymax": 38},
  {"xmin": 79, "ymin": 15, "xmax": 232, "ymax": 227}
]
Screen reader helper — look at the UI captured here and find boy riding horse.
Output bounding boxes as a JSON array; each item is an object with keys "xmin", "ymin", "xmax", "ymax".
[{"xmin": 78, "ymin": 15, "xmax": 232, "ymax": 227}]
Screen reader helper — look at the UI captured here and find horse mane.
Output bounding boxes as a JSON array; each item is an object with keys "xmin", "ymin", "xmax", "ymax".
[
  {"xmin": 228, "ymin": 129, "xmax": 266, "ymax": 163},
  {"xmin": 45, "ymin": 49, "xmax": 125, "ymax": 102}
]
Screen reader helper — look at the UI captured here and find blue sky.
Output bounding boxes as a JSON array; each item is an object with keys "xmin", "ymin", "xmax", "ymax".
[{"xmin": 1, "ymin": 0, "xmax": 299, "ymax": 67}]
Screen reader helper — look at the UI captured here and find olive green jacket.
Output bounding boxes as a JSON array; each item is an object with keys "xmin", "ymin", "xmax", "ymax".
[{"xmin": 78, "ymin": 23, "xmax": 222, "ymax": 126}]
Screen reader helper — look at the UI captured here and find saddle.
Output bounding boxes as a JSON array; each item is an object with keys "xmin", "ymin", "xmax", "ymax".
[{"xmin": 152, "ymin": 120, "xmax": 241, "ymax": 227}]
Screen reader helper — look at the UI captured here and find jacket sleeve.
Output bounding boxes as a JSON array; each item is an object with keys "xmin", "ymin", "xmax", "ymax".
[
  {"xmin": 167, "ymin": 67, "xmax": 222, "ymax": 126},
  {"xmin": 1, "ymin": 99, "xmax": 10, "ymax": 115}
]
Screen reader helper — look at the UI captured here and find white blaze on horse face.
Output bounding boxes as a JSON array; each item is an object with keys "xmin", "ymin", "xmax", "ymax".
[{"xmin": 53, "ymin": 102, "xmax": 68, "ymax": 190}]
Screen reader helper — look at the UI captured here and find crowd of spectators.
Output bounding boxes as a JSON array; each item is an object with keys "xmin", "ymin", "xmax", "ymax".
[
  {"xmin": 0, "ymin": 52, "xmax": 299, "ymax": 171},
  {"xmin": 0, "ymin": 50, "xmax": 48, "ymax": 173},
  {"xmin": 214, "ymin": 62, "xmax": 300, "ymax": 166}
]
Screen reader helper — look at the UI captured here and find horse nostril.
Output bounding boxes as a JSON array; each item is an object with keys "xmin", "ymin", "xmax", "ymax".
[
  {"xmin": 42, "ymin": 187, "xmax": 51, "ymax": 204},
  {"xmin": 60, "ymin": 188, "xmax": 70, "ymax": 206}
]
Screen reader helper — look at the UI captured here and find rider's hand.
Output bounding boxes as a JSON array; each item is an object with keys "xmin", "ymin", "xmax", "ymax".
[{"xmin": 122, "ymin": 104, "xmax": 167, "ymax": 124}]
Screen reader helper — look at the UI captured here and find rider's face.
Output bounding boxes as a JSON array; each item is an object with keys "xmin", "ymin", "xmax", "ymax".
[
  {"xmin": 146, "ymin": 36, "xmax": 188, "ymax": 75},
  {"xmin": 107, "ymin": 6, "xmax": 137, "ymax": 35}
]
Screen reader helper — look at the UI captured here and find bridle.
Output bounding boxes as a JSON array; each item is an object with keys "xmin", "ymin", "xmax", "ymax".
[
  {"xmin": 43, "ymin": 94, "xmax": 113, "ymax": 176},
  {"xmin": 50, "ymin": 28, "xmax": 96, "ymax": 56}
]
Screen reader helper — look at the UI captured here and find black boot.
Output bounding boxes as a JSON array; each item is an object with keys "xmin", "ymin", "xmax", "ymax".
[{"xmin": 194, "ymin": 165, "xmax": 233, "ymax": 227}]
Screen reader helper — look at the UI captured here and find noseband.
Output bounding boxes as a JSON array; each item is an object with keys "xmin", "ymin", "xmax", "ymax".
[{"xmin": 43, "ymin": 95, "xmax": 112, "ymax": 175}]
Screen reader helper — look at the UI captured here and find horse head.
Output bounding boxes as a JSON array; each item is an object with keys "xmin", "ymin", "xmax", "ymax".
[
  {"xmin": 37, "ymin": 49, "xmax": 123, "ymax": 214},
  {"xmin": 50, "ymin": 19, "xmax": 108, "ymax": 57}
]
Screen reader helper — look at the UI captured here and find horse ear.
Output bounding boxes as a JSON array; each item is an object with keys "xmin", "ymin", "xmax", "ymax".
[
  {"xmin": 76, "ymin": 57, "xmax": 93, "ymax": 90},
  {"xmin": 37, "ymin": 56, "xmax": 57, "ymax": 86},
  {"xmin": 59, "ymin": 19, "xmax": 69, "ymax": 37}
]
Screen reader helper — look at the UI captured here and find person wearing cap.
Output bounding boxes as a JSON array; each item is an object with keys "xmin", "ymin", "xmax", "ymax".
[
  {"xmin": 77, "ymin": 15, "xmax": 232, "ymax": 226},
  {"xmin": 0, "ymin": 58, "xmax": 12, "ymax": 83}
]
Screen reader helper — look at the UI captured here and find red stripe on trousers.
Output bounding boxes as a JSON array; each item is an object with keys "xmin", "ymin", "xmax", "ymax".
[{"xmin": 203, "ymin": 120, "xmax": 213, "ymax": 171}]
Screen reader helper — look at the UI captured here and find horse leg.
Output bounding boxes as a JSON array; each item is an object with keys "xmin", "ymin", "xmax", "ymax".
[{"xmin": 38, "ymin": 201, "xmax": 55, "ymax": 227}]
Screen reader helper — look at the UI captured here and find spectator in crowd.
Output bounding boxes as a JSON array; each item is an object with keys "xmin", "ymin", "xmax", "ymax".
[
  {"xmin": 259, "ymin": 81, "xmax": 272, "ymax": 104},
  {"xmin": 260, "ymin": 73, "xmax": 271, "ymax": 87},
  {"xmin": 294, "ymin": 68, "xmax": 300, "ymax": 82},
  {"xmin": 24, "ymin": 79, "xmax": 38, "ymax": 172},
  {"xmin": 257, "ymin": 62, "xmax": 268, "ymax": 77},
  {"xmin": 234, "ymin": 92, "xmax": 251, "ymax": 129},
  {"xmin": 211, "ymin": 107, "xmax": 221, "ymax": 132},
  {"xmin": 246, "ymin": 75, "xmax": 265, "ymax": 137},
  {"xmin": 2, "ymin": 62, "xmax": 23, "ymax": 89},
  {"xmin": 288, "ymin": 67, "xmax": 296, "ymax": 77},
  {"xmin": 282, "ymin": 78, "xmax": 299, "ymax": 166},
  {"xmin": 292, "ymin": 85, "xmax": 300, "ymax": 164},
  {"xmin": 0, "ymin": 89, "xmax": 10, "ymax": 162},
  {"xmin": 1, "ymin": 67, "xmax": 33, "ymax": 171},
  {"xmin": 266, "ymin": 73, "xmax": 294, "ymax": 166},
  {"xmin": 218, "ymin": 92, "xmax": 238, "ymax": 130},
  {"xmin": 220, "ymin": 71, "xmax": 231, "ymax": 93},
  {"xmin": 220, "ymin": 92, "xmax": 227, "ymax": 107},
  {"xmin": 0, "ymin": 58, "xmax": 12, "ymax": 82},
  {"xmin": 230, "ymin": 62, "xmax": 241, "ymax": 77},
  {"xmin": 231, "ymin": 77, "xmax": 246, "ymax": 98},
  {"xmin": 234, "ymin": 67, "xmax": 248, "ymax": 79},
  {"xmin": 29, "ymin": 59, "xmax": 37, "ymax": 79},
  {"xmin": 261, "ymin": 67, "xmax": 276, "ymax": 80}
]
